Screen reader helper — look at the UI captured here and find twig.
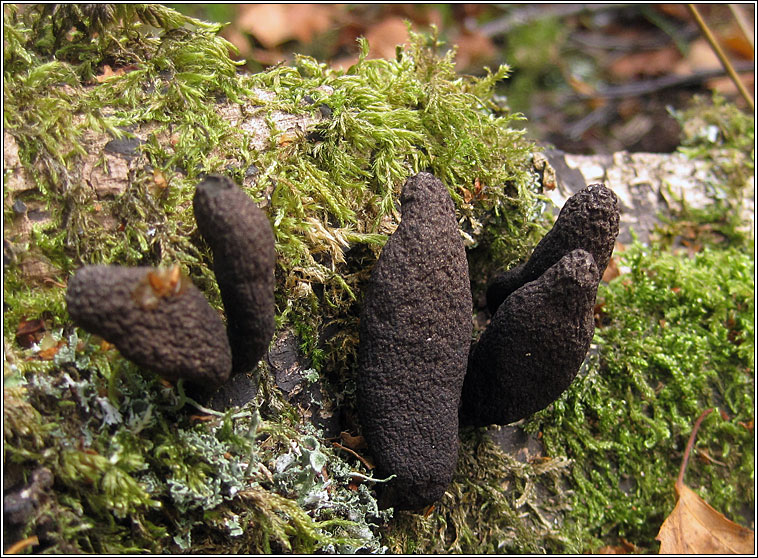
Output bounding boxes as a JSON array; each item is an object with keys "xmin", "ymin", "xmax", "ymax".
[
  {"xmin": 5, "ymin": 537, "xmax": 39, "ymax": 555},
  {"xmin": 332, "ymin": 441, "xmax": 374, "ymax": 470},
  {"xmin": 349, "ymin": 471, "xmax": 396, "ymax": 483},
  {"xmin": 688, "ymin": 4, "xmax": 754, "ymax": 110},
  {"xmin": 565, "ymin": 61, "xmax": 755, "ymax": 101},
  {"xmin": 678, "ymin": 408, "xmax": 713, "ymax": 487},
  {"xmin": 174, "ymin": 379, "xmax": 251, "ymax": 419},
  {"xmin": 477, "ymin": 4, "xmax": 629, "ymax": 38},
  {"xmin": 566, "ymin": 104, "xmax": 615, "ymax": 140},
  {"xmin": 569, "ymin": 28, "xmax": 700, "ymax": 52}
]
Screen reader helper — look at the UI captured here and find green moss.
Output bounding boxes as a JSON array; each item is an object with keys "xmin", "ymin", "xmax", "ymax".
[
  {"xmin": 4, "ymin": 6, "xmax": 542, "ymax": 369},
  {"xmin": 4, "ymin": 7, "xmax": 545, "ymax": 554},
  {"xmin": 527, "ymin": 243, "xmax": 754, "ymax": 552},
  {"xmin": 9, "ymin": 5, "xmax": 750, "ymax": 555},
  {"xmin": 384, "ymin": 429, "xmax": 578, "ymax": 553}
]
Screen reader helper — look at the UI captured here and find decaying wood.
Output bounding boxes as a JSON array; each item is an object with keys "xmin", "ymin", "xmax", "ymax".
[{"xmin": 544, "ymin": 148, "xmax": 755, "ymax": 245}]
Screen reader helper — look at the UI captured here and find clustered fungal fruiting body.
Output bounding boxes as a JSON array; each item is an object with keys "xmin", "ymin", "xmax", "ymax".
[
  {"xmin": 458, "ymin": 183, "xmax": 620, "ymax": 427},
  {"xmin": 357, "ymin": 172, "xmax": 473, "ymax": 510},
  {"xmin": 193, "ymin": 175, "xmax": 276, "ymax": 375},
  {"xmin": 65, "ymin": 171, "xmax": 619, "ymax": 513},
  {"xmin": 66, "ymin": 265, "xmax": 232, "ymax": 386},
  {"xmin": 486, "ymin": 183, "xmax": 619, "ymax": 314},
  {"xmin": 460, "ymin": 249, "xmax": 600, "ymax": 427},
  {"xmin": 66, "ymin": 174, "xmax": 276, "ymax": 390}
]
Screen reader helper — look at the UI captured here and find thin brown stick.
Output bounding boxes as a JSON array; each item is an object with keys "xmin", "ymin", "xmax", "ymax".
[
  {"xmin": 332, "ymin": 441, "xmax": 374, "ymax": 470},
  {"xmin": 565, "ymin": 61, "xmax": 754, "ymax": 101},
  {"xmin": 688, "ymin": 4, "xmax": 754, "ymax": 110},
  {"xmin": 478, "ymin": 4, "xmax": 629, "ymax": 37},
  {"xmin": 5, "ymin": 536, "xmax": 39, "ymax": 555},
  {"xmin": 677, "ymin": 408, "xmax": 714, "ymax": 487}
]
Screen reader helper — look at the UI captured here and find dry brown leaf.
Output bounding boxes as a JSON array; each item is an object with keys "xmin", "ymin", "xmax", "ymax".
[
  {"xmin": 673, "ymin": 38, "xmax": 721, "ymax": 75},
  {"xmin": 723, "ymin": 32, "xmax": 755, "ymax": 60},
  {"xmin": 656, "ymin": 408, "xmax": 755, "ymax": 554},
  {"xmin": 95, "ymin": 64, "xmax": 124, "ymax": 83},
  {"xmin": 452, "ymin": 30, "xmax": 496, "ymax": 70},
  {"xmin": 364, "ymin": 17, "xmax": 411, "ymax": 60},
  {"xmin": 15, "ymin": 318, "xmax": 45, "ymax": 348},
  {"xmin": 238, "ymin": 4, "xmax": 290, "ymax": 48},
  {"xmin": 609, "ymin": 46, "xmax": 682, "ymax": 79},
  {"xmin": 602, "ymin": 256, "xmax": 621, "ymax": 282},
  {"xmin": 286, "ymin": 4, "xmax": 334, "ymax": 45},
  {"xmin": 339, "ymin": 431, "xmax": 367, "ymax": 451},
  {"xmin": 238, "ymin": 4, "xmax": 334, "ymax": 49},
  {"xmin": 657, "ymin": 483, "xmax": 754, "ymax": 554}
]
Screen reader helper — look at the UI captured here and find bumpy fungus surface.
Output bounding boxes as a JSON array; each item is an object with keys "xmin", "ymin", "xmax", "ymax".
[
  {"xmin": 66, "ymin": 265, "xmax": 232, "ymax": 386},
  {"xmin": 486, "ymin": 183, "xmax": 619, "ymax": 314},
  {"xmin": 461, "ymin": 249, "xmax": 600, "ymax": 427},
  {"xmin": 193, "ymin": 175, "xmax": 276, "ymax": 375},
  {"xmin": 357, "ymin": 172, "xmax": 473, "ymax": 510}
]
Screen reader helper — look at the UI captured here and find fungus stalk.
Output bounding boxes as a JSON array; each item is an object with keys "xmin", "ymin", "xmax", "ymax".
[{"xmin": 357, "ymin": 172, "xmax": 472, "ymax": 510}]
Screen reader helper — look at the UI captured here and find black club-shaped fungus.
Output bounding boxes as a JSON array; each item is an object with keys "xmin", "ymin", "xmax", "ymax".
[
  {"xmin": 66, "ymin": 265, "xmax": 232, "ymax": 386},
  {"xmin": 357, "ymin": 172, "xmax": 473, "ymax": 510},
  {"xmin": 193, "ymin": 175, "xmax": 276, "ymax": 375},
  {"xmin": 486, "ymin": 183, "xmax": 619, "ymax": 314},
  {"xmin": 461, "ymin": 249, "xmax": 600, "ymax": 427}
]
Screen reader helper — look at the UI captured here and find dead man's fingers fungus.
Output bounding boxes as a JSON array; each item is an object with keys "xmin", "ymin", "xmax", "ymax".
[
  {"xmin": 193, "ymin": 175, "xmax": 276, "ymax": 375},
  {"xmin": 66, "ymin": 265, "xmax": 232, "ymax": 386},
  {"xmin": 357, "ymin": 172, "xmax": 473, "ymax": 511},
  {"xmin": 461, "ymin": 249, "xmax": 600, "ymax": 427},
  {"xmin": 486, "ymin": 183, "xmax": 619, "ymax": 314}
]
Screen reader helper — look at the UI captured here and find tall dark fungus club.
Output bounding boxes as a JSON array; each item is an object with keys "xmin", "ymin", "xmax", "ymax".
[
  {"xmin": 66, "ymin": 265, "xmax": 233, "ymax": 386},
  {"xmin": 357, "ymin": 172, "xmax": 473, "ymax": 511},
  {"xmin": 193, "ymin": 174, "xmax": 276, "ymax": 375},
  {"xmin": 461, "ymin": 249, "xmax": 600, "ymax": 427},
  {"xmin": 66, "ymin": 174, "xmax": 277, "ymax": 397},
  {"xmin": 486, "ymin": 183, "xmax": 619, "ymax": 314},
  {"xmin": 460, "ymin": 183, "xmax": 620, "ymax": 427}
]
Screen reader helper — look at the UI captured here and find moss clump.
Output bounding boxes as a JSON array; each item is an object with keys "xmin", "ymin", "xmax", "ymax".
[
  {"xmin": 527, "ymin": 243, "xmax": 754, "ymax": 552},
  {"xmin": 4, "ymin": 338, "xmax": 385, "ymax": 553},
  {"xmin": 382, "ymin": 428, "xmax": 577, "ymax": 553},
  {"xmin": 4, "ymin": 6, "xmax": 545, "ymax": 555},
  {"xmin": 4, "ymin": 5, "xmax": 542, "ymax": 371}
]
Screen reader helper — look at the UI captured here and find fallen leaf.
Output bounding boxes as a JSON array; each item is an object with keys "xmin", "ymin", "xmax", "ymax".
[
  {"xmin": 35, "ymin": 333, "xmax": 64, "ymax": 360},
  {"xmin": 722, "ymin": 32, "xmax": 755, "ymax": 60},
  {"xmin": 658, "ymin": 483, "xmax": 754, "ymax": 554},
  {"xmin": 238, "ymin": 4, "xmax": 334, "ymax": 49},
  {"xmin": 609, "ymin": 46, "xmax": 682, "ymax": 79},
  {"xmin": 15, "ymin": 318, "xmax": 45, "ymax": 348},
  {"xmin": 94, "ymin": 64, "xmax": 124, "ymax": 83},
  {"xmin": 152, "ymin": 169, "xmax": 168, "ymax": 192},
  {"xmin": 673, "ymin": 38, "xmax": 721, "ymax": 75},
  {"xmin": 452, "ymin": 30, "xmax": 497, "ymax": 70},
  {"xmin": 364, "ymin": 16, "xmax": 411, "ymax": 60},
  {"xmin": 238, "ymin": 4, "xmax": 290, "ymax": 49},
  {"xmin": 597, "ymin": 538, "xmax": 639, "ymax": 554},
  {"xmin": 602, "ymin": 256, "xmax": 621, "ymax": 282},
  {"xmin": 339, "ymin": 431, "xmax": 367, "ymax": 451},
  {"xmin": 656, "ymin": 408, "xmax": 755, "ymax": 554}
]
